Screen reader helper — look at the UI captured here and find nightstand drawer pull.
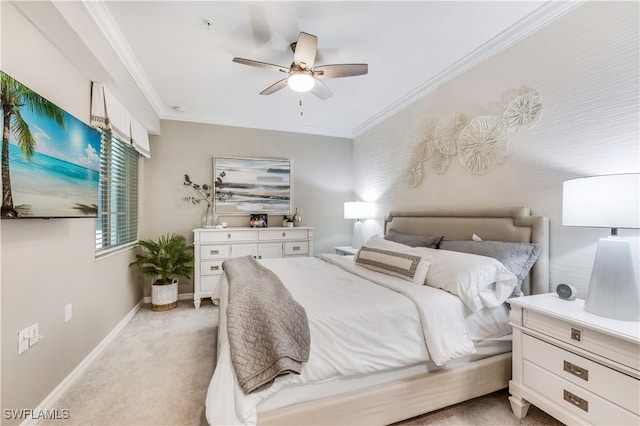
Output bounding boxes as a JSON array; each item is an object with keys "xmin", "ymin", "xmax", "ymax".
[
  {"xmin": 564, "ymin": 360, "xmax": 589, "ymax": 381},
  {"xmin": 210, "ymin": 265, "xmax": 220, "ymax": 271},
  {"xmin": 210, "ymin": 249, "xmax": 220, "ymax": 255},
  {"xmin": 563, "ymin": 390, "xmax": 588, "ymax": 412},
  {"xmin": 292, "ymin": 246, "xmax": 300, "ymax": 251},
  {"xmin": 570, "ymin": 327, "xmax": 582, "ymax": 342}
]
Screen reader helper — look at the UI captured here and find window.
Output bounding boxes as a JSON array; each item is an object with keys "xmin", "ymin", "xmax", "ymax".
[{"xmin": 95, "ymin": 130, "xmax": 139, "ymax": 254}]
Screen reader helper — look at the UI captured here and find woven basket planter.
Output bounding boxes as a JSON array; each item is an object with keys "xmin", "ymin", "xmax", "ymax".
[{"xmin": 151, "ymin": 278, "xmax": 179, "ymax": 311}]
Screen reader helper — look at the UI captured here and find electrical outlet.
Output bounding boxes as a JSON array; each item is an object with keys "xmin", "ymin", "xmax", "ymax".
[
  {"xmin": 65, "ymin": 303, "xmax": 72, "ymax": 322},
  {"xmin": 28, "ymin": 322, "xmax": 40, "ymax": 346},
  {"xmin": 18, "ymin": 327, "xmax": 30, "ymax": 354}
]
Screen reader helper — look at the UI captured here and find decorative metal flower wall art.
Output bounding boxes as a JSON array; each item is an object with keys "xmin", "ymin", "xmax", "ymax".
[
  {"xmin": 503, "ymin": 92, "xmax": 543, "ymax": 132},
  {"xmin": 404, "ymin": 90, "xmax": 542, "ymax": 186},
  {"xmin": 435, "ymin": 113, "xmax": 469, "ymax": 156},
  {"xmin": 458, "ymin": 116, "xmax": 510, "ymax": 175}
]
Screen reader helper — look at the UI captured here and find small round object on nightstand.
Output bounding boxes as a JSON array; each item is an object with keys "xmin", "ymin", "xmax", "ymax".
[{"xmin": 556, "ymin": 283, "xmax": 577, "ymax": 301}]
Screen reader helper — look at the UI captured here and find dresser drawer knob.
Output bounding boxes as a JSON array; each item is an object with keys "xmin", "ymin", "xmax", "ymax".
[
  {"xmin": 282, "ymin": 232, "xmax": 286, "ymax": 237},
  {"xmin": 563, "ymin": 390, "xmax": 588, "ymax": 412},
  {"xmin": 210, "ymin": 265, "xmax": 220, "ymax": 271},
  {"xmin": 570, "ymin": 327, "xmax": 582, "ymax": 342},
  {"xmin": 227, "ymin": 234, "xmax": 232, "ymax": 239},
  {"xmin": 210, "ymin": 249, "xmax": 220, "ymax": 255},
  {"xmin": 292, "ymin": 246, "xmax": 300, "ymax": 251},
  {"xmin": 563, "ymin": 361, "xmax": 589, "ymax": 381}
]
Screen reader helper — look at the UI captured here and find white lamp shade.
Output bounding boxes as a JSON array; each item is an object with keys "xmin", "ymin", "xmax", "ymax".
[
  {"xmin": 344, "ymin": 202, "xmax": 374, "ymax": 220},
  {"xmin": 562, "ymin": 174, "xmax": 640, "ymax": 229}
]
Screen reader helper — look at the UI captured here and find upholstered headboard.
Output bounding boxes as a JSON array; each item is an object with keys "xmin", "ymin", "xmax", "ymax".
[{"xmin": 384, "ymin": 206, "xmax": 549, "ymax": 295}]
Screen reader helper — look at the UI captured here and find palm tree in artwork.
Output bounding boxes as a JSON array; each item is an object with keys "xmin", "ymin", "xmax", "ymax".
[{"xmin": 1, "ymin": 71, "xmax": 66, "ymax": 217}]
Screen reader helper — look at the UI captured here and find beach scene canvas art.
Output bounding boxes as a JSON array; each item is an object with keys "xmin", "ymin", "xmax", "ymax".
[
  {"xmin": 213, "ymin": 156, "xmax": 291, "ymax": 215},
  {"xmin": 1, "ymin": 71, "xmax": 101, "ymax": 218}
]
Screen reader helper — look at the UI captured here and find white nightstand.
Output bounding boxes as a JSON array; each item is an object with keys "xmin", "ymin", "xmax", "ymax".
[
  {"xmin": 508, "ymin": 293, "xmax": 639, "ymax": 425},
  {"xmin": 334, "ymin": 246, "xmax": 358, "ymax": 256}
]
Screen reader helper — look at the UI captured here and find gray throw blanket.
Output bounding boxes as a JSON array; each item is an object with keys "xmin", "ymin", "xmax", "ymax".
[{"xmin": 224, "ymin": 255, "xmax": 310, "ymax": 394}]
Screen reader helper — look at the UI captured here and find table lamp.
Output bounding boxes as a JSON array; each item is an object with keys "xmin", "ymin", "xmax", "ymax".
[
  {"xmin": 562, "ymin": 173, "xmax": 640, "ymax": 321},
  {"xmin": 344, "ymin": 201, "xmax": 374, "ymax": 249}
]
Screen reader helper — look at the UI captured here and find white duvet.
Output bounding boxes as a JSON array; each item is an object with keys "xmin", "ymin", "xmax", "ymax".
[{"xmin": 206, "ymin": 254, "xmax": 477, "ymax": 425}]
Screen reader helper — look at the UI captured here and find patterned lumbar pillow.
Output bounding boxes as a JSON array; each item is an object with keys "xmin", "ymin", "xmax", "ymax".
[{"xmin": 355, "ymin": 236, "xmax": 432, "ymax": 284}]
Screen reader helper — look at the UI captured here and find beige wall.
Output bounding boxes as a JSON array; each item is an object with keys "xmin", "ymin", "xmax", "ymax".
[
  {"xmin": 353, "ymin": 1, "xmax": 640, "ymax": 297},
  {"xmin": 0, "ymin": 3, "xmax": 142, "ymax": 420},
  {"xmin": 141, "ymin": 120, "xmax": 354, "ymax": 295}
]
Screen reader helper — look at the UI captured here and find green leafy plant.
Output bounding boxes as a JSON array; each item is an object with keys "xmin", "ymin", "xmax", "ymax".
[
  {"xmin": 129, "ymin": 234, "xmax": 194, "ymax": 285},
  {"xmin": 183, "ymin": 173, "xmax": 233, "ymax": 205},
  {"xmin": 183, "ymin": 174, "xmax": 211, "ymax": 205}
]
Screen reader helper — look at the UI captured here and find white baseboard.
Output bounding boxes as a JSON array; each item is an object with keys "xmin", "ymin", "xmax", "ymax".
[
  {"xmin": 143, "ymin": 292, "xmax": 193, "ymax": 304},
  {"xmin": 22, "ymin": 299, "xmax": 144, "ymax": 425}
]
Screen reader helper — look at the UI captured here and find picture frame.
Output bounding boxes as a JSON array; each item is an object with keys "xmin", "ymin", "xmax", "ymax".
[
  {"xmin": 213, "ymin": 156, "xmax": 291, "ymax": 215},
  {"xmin": 249, "ymin": 213, "xmax": 268, "ymax": 228}
]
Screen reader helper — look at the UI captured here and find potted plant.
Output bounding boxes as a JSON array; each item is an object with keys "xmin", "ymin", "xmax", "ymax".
[{"xmin": 129, "ymin": 233, "xmax": 194, "ymax": 311}]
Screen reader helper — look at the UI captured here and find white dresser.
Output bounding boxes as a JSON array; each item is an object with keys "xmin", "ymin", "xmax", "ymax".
[
  {"xmin": 508, "ymin": 293, "xmax": 640, "ymax": 425},
  {"xmin": 192, "ymin": 226, "xmax": 313, "ymax": 308}
]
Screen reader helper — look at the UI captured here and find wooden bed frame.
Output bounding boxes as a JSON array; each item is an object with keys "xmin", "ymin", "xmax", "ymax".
[{"xmin": 257, "ymin": 206, "xmax": 549, "ymax": 425}]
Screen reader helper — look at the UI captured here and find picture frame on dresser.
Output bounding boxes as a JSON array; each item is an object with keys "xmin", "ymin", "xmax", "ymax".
[{"xmin": 213, "ymin": 156, "xmax": 291, "ymax": 216}]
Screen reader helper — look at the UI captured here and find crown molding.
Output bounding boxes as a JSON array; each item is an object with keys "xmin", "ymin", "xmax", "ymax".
[
  {"xmin": 163, "ymin": 114, "xmax": 354, "ymax": 139},
  {"xmin": 352, "ymin": 0, "xmax": 586, "ymax": 138},
  {"xmin": 83, "ymin": 1, "xmax": 167, "ymax": 117}
]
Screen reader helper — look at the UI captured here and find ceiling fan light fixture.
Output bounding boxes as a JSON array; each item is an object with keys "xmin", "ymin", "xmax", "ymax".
[{"xmin": 287, "ymin": 71, "xmax": 314, "ymax": 93}]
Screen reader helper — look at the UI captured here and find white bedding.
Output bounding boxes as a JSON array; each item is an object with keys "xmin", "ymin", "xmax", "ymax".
[{"xmin": 206, "ymin": 254, "xmax": 506, "ymax": 425}]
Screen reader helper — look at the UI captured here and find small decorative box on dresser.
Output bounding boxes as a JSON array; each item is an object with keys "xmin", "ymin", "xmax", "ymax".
[
  {"xmin": 508, "ymin": 293, "xmax": 640, "ymax": 425},
  {"xmin": 192, "ymin": 227, "xmax": 313, "ymax": 308}
]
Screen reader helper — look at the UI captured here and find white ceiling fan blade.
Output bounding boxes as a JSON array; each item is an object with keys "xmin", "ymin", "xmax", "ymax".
[
  {"xmin": 260, "ymin": 78, "xmax": 288, "ymax": 95},
  {"xmin": 310, "ymin": 78, "xmax": 332, "ymax": 100},
  {"xmin": 314, "ymin": 64, "xmax": 368, "ymax": 79},
  {"xmin": 233, "ymin": 57, "xmax": 289, "ymax": 73},
  {"xmin": 293, "ymin": 32, "xmax": 318, "ymax": 69}
]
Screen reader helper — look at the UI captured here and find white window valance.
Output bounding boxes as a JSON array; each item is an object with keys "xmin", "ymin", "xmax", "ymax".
[{"xmin": 90, "ymin": 82, "xmax": 151, "ymax": 158}]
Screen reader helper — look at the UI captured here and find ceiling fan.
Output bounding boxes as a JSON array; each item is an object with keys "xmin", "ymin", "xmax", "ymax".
[{"xmin": 232, "ymin": 32, "xmax": 368, "ymax": 100}]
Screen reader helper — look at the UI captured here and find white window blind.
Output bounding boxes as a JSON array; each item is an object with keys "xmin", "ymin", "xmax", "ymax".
[{"xmin": 96, "ymin": 130, "xmax": 139, "ymax": 254}]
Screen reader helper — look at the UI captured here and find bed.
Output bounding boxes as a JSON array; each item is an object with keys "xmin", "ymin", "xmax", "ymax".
[{"xmin": 206, "ymin": 206, "xmax": 549, "ymax": 425}]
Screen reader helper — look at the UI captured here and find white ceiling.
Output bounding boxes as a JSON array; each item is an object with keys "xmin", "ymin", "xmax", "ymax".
[{"xmin": 83, "ymin": 1, "xmax": 573, "ymax": 138}]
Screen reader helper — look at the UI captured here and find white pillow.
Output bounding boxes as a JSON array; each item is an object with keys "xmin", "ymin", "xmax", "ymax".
[
  {"xmin": 425, "ymin": 249, "xmax": 517, "ymax": 312},
  {"xmin": 355, "ymin": 236, "xmax": 432, "ymax": 284}
]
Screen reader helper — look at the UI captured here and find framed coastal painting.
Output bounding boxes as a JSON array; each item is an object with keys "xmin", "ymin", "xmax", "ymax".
[
  {"xmin": 213, "ymin": 156, "xmax": 291, "ymax": 215},
  {"xmin": 0, "ymin": 70, "xmax": 102, "ymax": 219}
]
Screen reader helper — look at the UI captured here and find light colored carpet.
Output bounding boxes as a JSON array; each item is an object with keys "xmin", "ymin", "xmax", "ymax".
[{"xmin": 38, "ymin": 300, "xmax": 562, "ymax": 425}]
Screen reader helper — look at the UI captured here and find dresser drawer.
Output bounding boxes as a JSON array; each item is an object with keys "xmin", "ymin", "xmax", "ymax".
[
  {"xmin": 524, "ymin": 361, "xmax": 639, "ymax": 425},
  {"xmin": 200, "ymin": 260, "xmax": 224, "ymax": 276},
  {"xmin": 200, "ymin": 230, "xmax": 256, "ymax": 242},
  {"xmin": 523, "ymin": 309, "xmax": 640, "ymax": 371},
  {"xmin": 260, "ymin": 229, "xmax": 309, "ymax": 241},
  {"xmin": 199, "ymin": 275, "xmax": 219, "ymax": 293},
  {"xmin": 524, "ymin": 334, "xmax": 640, "ymax": 414},
  {"xmin": 200, "ymin": 244, "xmax": 229, "ymax": 260},
  {"xmin": 284, "ymin": 241, "xmax": 309, "ymax": 256}
]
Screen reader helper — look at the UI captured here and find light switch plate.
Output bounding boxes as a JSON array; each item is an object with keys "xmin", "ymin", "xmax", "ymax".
[
  {"xmin": 18, "ymin": 328, "xmax": 30, "ymax": 354},
  {"xmin": 29, "ymin": 323, "xmax": 40, "ymax": 346},
  {"xmin": 65, "ymin": 303, "xmax": 72, "ymax": 322}
]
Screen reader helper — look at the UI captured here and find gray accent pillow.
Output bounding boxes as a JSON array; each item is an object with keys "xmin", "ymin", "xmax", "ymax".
[
  {"xmin": 439, "ymin": 240, "xmax": 542, "ymax": 297},
  {"xmin": 384, "ymin": 228, "xmax": 444, "ymax": 248}
]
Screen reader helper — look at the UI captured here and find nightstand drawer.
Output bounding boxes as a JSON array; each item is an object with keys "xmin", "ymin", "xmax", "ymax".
[
  {"xmin": 523, "ymin": 309, "xmax": 640, "ymax": 371},
  {"xmin": 200, "ymin": 260, "xmax": 224, "ymax": 275},
  {"xmin": 200, "ymin": 244, "xmax": 229, "ymax": 260},
  {"xmin": 284, "ymin": 241, "xmax": 309, "ymax": 256},
  {"xmin": 524, "ymin": 361, "xmax": 639, "ymax": 425},
  {"xmin": 524, "ymin": 334, "xmax": 640, "ymax": 414}
]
